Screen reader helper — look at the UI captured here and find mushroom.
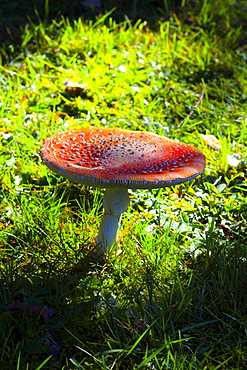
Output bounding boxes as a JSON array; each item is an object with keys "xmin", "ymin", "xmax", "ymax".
[{"xmin": 40, "ymin": 127, "xmax": 206, "ymax": 256}]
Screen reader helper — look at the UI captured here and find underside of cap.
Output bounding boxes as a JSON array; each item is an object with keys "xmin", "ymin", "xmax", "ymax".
[
  {"xmin": 42, "ymin": 160, "xmax": 204, "ymax": 189},
  {"xmin": 41, "ymin": 127, "xmax": 206, "ymax": 189}
]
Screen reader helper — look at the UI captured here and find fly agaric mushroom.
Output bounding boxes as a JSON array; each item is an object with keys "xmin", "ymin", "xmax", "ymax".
[{"xmin": 41, "ymin": 127, "xmax": 206, "ymax": 255}]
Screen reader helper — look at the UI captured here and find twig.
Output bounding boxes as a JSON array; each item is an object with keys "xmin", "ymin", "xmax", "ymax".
[{"xmin": 177, "ymin": 85, "xmax": 204, "ymax": 128}]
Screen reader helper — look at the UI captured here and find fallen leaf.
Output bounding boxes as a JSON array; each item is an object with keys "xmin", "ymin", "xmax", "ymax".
[
  {"xmin": 200, "ymin": 134, "xmax": 221, "ymax": 150},
  {"xmin": 63, "ymin": 79, "xmax": 89, "ymax": 97},
  {"xmin": 8, "ymin": 302, "xmax": 56, "ymax": 321}
]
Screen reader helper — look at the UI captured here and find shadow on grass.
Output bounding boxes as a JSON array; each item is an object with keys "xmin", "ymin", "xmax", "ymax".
[
  {"xmin": 0, "ymin": 0, "xmax": 174, "ymax": 49},
  {"xmin": 1, "ymin": 231, "xmax": 247, "ymax": 368},
  {"xmin": 0, "ymin": 260, "xmax": 103, "ymax": 367},
  {"xmin": 2, "ymin": 0, "xmax": 247, "ymax": 63}
]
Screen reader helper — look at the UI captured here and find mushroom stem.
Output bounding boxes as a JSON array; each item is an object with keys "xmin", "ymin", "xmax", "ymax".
[{"xmin": 95, "ymin": 188, "xmax": 130, "ymax": 253}]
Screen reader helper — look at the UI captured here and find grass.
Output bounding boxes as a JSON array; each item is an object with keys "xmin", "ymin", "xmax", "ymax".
[{"xmin": 0, "ymin": 0, "xmax": 247, "ymax": 368}]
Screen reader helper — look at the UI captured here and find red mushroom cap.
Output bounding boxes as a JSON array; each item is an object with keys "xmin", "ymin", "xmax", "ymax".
[{"xmin": 40, "ymin": 127, "xmax": 206, "ymax": 189}]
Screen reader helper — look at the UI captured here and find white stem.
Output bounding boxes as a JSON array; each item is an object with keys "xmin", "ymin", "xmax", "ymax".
[{"xmin": 95, "ymin": 188, "xmax": 130, "ymax": 253}]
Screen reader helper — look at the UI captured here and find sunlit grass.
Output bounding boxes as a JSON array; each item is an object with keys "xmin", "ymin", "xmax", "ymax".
[{"xmin": 0, "ymin": 1, "xmax": 247, "ymax": 368}]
